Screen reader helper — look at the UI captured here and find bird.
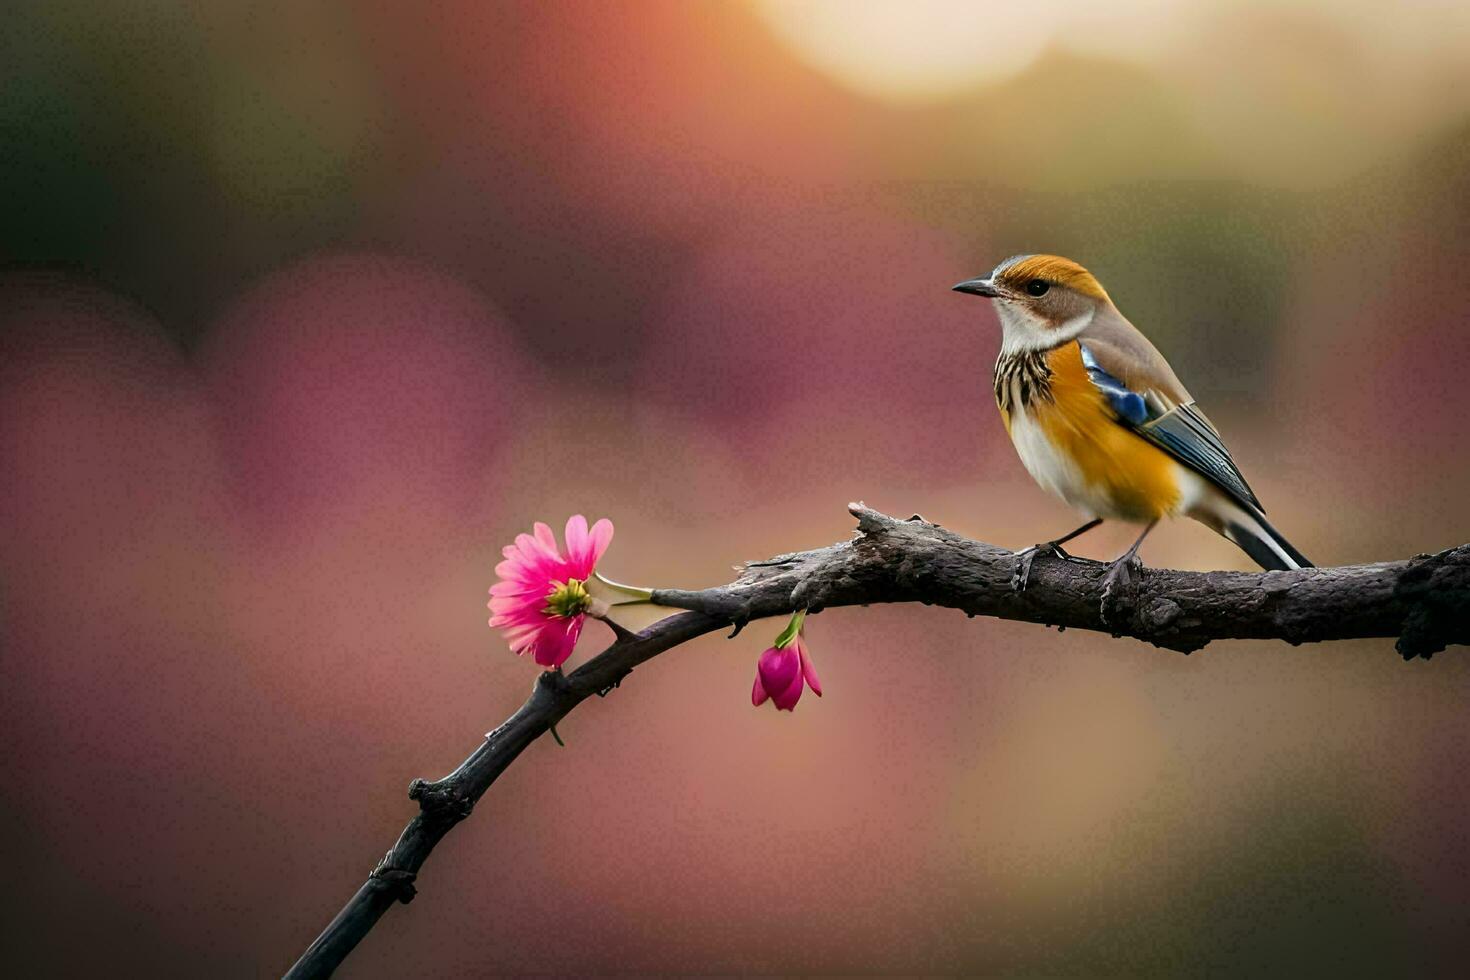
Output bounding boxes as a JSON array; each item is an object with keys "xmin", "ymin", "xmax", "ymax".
[{"xmin": 951, "ymin": 254, "xmax": 1311, "ymax": 605}]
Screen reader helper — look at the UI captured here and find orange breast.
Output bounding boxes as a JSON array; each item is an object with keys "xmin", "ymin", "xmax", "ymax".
[{"xmin": 1032, "ymin": 342, "xmax": 1182, "ymax": 521}]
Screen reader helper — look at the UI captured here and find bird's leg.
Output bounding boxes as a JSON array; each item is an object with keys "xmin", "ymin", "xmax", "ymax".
[
  {"xmin": 1011, "ymin": 518, "xmax": 1104, "ymax": 591},
  {"xmin": 1099, "ymin": 520, "xmax": 1157, "ymax": 626}
]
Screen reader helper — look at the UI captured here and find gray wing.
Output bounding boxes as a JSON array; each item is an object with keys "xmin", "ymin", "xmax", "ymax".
[
  {"xmin": 1138, "ymin": 402, "xmax": 1263, "ymax": 512},
  {"xmin": 1078, "ymin": 339, "xmax": 1264, "ymax": 513}
]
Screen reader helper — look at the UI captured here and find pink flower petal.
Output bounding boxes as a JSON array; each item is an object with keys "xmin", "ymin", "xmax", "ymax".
[
  {"xmin": 534, "ymin": 615, "xmax": 583, "ymax": 668},
  {"xmin": 488, "ymin": 591, "xmax": 534, "ymax": 612},
  {"xmin": 489, "ymin": 607, "xmax": 544, "ymax": 628},
  {"xmin": 512, "ymin": 532, "xmax": 538, "ymax": 558},
  {"xmin": 797, "ymin": 637, "xmax": 821, "ymax": 697},
  {"xmin": 500, "ymin": 626, "xmax": 539, "ymax": 655},
  {"xmin": 771, "ymin": 665, "xmax": 804, "ymax": 711},
  {"xmin": 751, "ymin": 673, "xmax": 770, "ymax": 706},
  {"xmin": 564, "ymin": 514, "xmax": 591, "ymax": 568},
  {"xmin": 489, "ymin": 579, "xmax": 542, "ymax": 597},
  {"xmin": 514, "ymin": 528, "xmax": 559, "ymax": 568},
  {"xmin": 586, "ymin": 518, "xmax": 614, "ymax": 566},
  {"xmin": 756, "ymin": 646, "xmax": 800, "ymax": 709}
]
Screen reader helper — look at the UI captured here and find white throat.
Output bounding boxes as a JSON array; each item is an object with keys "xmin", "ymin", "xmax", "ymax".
[{"xmin": 996, "ymin": 303, "xmax": 1095, "ymax": 355}]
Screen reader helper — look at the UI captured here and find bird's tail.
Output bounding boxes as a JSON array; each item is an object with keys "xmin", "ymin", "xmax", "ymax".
[{"xmin": 1216, "ymin": 505, "xmax": 1313, "ymax": 571}]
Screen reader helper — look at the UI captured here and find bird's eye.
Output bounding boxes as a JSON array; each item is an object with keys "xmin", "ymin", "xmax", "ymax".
[{"xmin": 1025, "ymin": 279, "xmax": 1049, "ymax": 297}]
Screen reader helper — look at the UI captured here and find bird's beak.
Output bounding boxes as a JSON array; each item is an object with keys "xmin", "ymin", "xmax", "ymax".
[{"xmin": 952, "ymin": 277, "xmax": 1001, "ymax": 298}]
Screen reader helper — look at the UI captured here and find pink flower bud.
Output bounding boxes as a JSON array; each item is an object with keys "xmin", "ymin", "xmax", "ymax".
[{"xmin": 751, "ymin": 621, "xmax": 821, "ymax": 712}]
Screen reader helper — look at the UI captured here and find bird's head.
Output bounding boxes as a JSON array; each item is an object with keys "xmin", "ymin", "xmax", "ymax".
[{"xmin": 953, "ymin": 254, "xmax": 1112, "ymax": 353}]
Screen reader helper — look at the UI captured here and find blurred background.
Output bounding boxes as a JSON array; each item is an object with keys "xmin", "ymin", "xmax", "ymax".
[{"xmin": 3, "ymin": 0, "xmax": 1469, "ymax": 975}]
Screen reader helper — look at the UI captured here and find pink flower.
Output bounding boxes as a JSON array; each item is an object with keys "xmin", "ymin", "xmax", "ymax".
[
  {"xmin": 488, "ymin": 515, "xmax": 613, "ymax": 669},
  {"xmin": 752, "ymin": 620, "xmax": 821, "ymax": 712}
]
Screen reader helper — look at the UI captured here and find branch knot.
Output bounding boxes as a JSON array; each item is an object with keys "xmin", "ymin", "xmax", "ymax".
[
  {"xmin": 408, "ymin": 777, "xmax": 474, "ymax": 822},
  {"xmin": 368, "ymin": 866, "xmax": 418, "ymax": 905},
  {"xmin": 1394, "ymin": 548, "xmax": 1470, "ymax": 660}
]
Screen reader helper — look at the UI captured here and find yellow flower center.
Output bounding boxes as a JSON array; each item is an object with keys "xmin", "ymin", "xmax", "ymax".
[{"xmin": 543, "ymin": 577, "xmax": 592, "ymax": 618}]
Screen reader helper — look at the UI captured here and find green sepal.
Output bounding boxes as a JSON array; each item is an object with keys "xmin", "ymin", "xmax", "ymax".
[
  {"xmin": 591, "ymin": 571, "xmax": 655, "ymax": 604},
  {"xmin": 772, "ymin": 608, "xmax": 807, "ymax": 649}
]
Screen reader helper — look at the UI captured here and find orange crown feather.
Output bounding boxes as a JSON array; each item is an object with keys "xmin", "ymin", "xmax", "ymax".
[{"xmin": 995, "ymin": 254, "xmax": 1111, "ymax": 302}]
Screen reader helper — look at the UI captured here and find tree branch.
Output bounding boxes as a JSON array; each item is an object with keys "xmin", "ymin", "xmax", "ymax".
[{"xmin": 284, "ymin": 505, "xmax": 1469, "ymax": 978}]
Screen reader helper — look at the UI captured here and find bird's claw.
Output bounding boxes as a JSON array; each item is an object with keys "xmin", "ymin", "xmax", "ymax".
[
  {"xmin": 1099, "ymin": 553, "xmax": 1144, "ymax": 626},
  {"xmin": 1011, "ymin": 540, "xmax": 1075, "ymax": 592},
  {"xmin": 1011, "ymin": 547, "xmax": 1038, "ymax": 592}
]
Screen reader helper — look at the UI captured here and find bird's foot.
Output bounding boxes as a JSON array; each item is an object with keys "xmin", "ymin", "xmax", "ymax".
[
  {"xmin": 1011, "ymin": 540, "xmax": 1079, "ymax": 592},
  {"xmin": 1098, "ymin": 552, "xmax": 1144, "ymax": 627}
]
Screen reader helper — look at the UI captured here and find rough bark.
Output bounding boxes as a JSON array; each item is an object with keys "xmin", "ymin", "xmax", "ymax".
[{"xmin": 284, "ymin": 505, "xmax": 1469, "ymax": 978}]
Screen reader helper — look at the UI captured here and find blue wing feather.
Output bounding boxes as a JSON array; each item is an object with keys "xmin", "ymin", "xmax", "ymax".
[
  {"xmin": 1079, "ymin": 343, "xmax": 1149, "ymax": 425},
  {"xmin": 1077, "ymin": 341, "xmax": 1263, "ymax": 512}
]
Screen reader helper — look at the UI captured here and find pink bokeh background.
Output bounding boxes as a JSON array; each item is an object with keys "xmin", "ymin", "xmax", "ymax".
[{"xmin": 3, "ymin": 1, "xmax": 1470, "ymax": 975}]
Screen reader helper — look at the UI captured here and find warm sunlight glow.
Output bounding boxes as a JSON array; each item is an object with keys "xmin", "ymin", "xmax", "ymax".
[{"xmin": 751, "ymin": 0, "xmax": 1052, "ymax": 103}]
